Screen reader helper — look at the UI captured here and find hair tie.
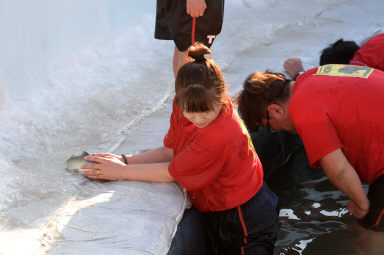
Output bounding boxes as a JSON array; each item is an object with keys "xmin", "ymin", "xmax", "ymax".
[{"xmin": 194, "ymin": 55, "xmax": 205, "ymax": 62}]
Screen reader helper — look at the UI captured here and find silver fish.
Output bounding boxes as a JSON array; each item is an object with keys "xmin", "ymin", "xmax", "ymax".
[{"xmin": 66, "ymin": 151, "xmax": 98, "ymax": 173}]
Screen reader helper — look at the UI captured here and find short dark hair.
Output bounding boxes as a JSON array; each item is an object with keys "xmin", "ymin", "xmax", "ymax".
[{"xmin": 319, "ymin": 39, "xmax": 360, "ymax": 65}]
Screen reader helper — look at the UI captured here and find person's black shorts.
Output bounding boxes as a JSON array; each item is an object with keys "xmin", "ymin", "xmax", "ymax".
[
  {"xmin": 206, "ymin": 183, "xmax": 280, "ymax": 255},
  {"xmin": 155, "ymin": 0, "xmax": 224, "ymax": 51},
  {"xmin": 358, "ymin": 175, "xmax": 384, "ymax": 231}
]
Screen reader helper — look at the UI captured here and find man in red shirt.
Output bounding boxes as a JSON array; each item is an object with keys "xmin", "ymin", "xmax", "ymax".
[
  {"xmin": 236, "ymin": 65, "xmax": 384, "ymax": 237},
  {"xmin": 284, "ymin": 33, "xmax": 384, "ymax": 80},
  {"xmin": 283, "ymin": 39, "xmax": 360, "ymax": 80}
]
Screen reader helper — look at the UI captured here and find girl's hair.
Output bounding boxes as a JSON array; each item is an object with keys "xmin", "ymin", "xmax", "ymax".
[
  {"xmin": 235, "ymin": 72, "xmax": 291, "ymax": 132},
  {"xmin": 175, "ymin": 43, "xmax": 228, "ymax": 112}
]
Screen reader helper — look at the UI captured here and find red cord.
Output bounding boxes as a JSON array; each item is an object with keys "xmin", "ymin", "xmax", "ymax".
[{"xmin": 191, "ymin": 17, "xmax": 196, "ymax": 45}]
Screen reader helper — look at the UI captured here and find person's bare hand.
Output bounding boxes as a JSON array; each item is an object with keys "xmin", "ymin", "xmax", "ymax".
[
  {"xmin": 348, "ymin": 200, "xmax": 369, "ymax": 219},
  {"xmin": 81, "ymin": 155, "xmax": 127, "ymax": 181},
  {"xmin": 283, "ymin": 58, "xmax": 304, "ymax": 80},
  {"xmin": 92, "ymin": 153, "xmax": 127, "ymax": 164},
  {"xmin": 186, "ymin": 0, "xmax": 206, "ymax": 17}
]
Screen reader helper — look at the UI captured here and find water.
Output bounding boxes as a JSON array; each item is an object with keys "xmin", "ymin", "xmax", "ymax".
[
  {"xmin": 276, "ymin": 171, "xmax": 358, "ymax": 254},
  {"xmin": 0, "ymin": 0, "xmax": 383, "ymax": 254}
]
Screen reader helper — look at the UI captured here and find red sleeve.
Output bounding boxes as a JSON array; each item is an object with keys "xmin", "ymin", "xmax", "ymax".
[
  {"xmin": 163, "ymin": 102, "xmax": 180, "ymax": 149},
  {"xmin": 168, "ymin": 131, "xmax": 226, "ymax": 191},
  {"xmin": 349, "ymin": 33, "xmax": 384, "ymax": 71},
  {"xmin": 290, "ymin": 93, "xmax": 342, "ymax": 167}
]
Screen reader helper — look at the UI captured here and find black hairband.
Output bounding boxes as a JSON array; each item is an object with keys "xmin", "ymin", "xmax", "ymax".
[{"xmin": 194, "ymin": 55, "xmax": 205, "ymax": 62}]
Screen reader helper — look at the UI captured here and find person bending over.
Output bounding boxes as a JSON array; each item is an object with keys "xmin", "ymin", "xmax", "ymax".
[
  {"xmin": 284, "ymin": 38, "xmax": 359, "ymax": 80},
  {"xmin": 284, "ymin": 33, "xmax": 384, "ymax": 80},
  {"xmin": 236, "ymin": 66, "xmax": 384, "ymax": 253},
  {"xmin": 82, "ymin": 43, "xmax": 279, "ymax": 255}
]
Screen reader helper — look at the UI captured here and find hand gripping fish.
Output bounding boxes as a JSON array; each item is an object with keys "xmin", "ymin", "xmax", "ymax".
[{"xmin": 66, "ymin": 151, "xmax": 98, "ymax": 173}]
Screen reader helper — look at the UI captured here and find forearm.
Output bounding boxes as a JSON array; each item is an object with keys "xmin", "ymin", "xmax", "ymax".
[
  {"xmin": 122, "ymin": 162, "xmax": 175, "ymax": 183},
  {"xmin": 82, "ymin": 154, "xmax": 175, "ymax": 182},
  {"xmin": 127, "ymin": 146, "xmax": 173, "ymax": 164},
  {"xmin": 320, "ymin": 149, "xmax": 369, "ymax": 212},
  {"xmin": 326, "ymin": 165, "xmax": 368, "ymax": 208}
]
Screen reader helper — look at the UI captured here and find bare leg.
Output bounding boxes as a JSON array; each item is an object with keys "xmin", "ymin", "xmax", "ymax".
[{"xmin": 173, "ymin": 46, "xmax": 191, "ymax": 77}]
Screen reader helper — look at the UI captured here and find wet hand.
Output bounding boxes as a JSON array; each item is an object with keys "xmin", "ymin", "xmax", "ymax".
[
  {"xmin": 187, "ymin": 0, "xmax": 206, "ymax": 17},
  {"xmin": 348, "ymin": 200, "xmax": 370, "ymax": 219},
  {"xmin": 81, "ymin": 155, "xmax": 127, "ymax": 181}
]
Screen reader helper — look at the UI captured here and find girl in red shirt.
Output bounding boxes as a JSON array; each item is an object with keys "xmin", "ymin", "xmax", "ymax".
[{"xmin": 82, "ymin": 43, "xmax": 279, "ymax": 255}]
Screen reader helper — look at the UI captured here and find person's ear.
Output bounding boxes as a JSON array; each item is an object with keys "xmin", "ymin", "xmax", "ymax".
[{"xmin": 268, "ymin": 104, "xmax": 284, "ymax": 119}]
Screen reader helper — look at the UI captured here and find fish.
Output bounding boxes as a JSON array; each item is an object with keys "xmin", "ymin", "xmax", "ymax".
[{"xmin": 66, "ymin": 151, "xmax": 98, "ymax": 173}]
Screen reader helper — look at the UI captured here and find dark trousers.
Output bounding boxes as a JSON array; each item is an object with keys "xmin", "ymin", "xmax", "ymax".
[
  {"xmin": 169, "ymin": 184, "xmax": 280, "ymax": 255},
  {"xmin": 206, "ymin": 183, "xmax": 279, "ymax": 255}
]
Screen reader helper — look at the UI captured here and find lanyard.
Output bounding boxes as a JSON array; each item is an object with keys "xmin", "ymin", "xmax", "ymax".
[{"xmin": 191, "ymin": 17, "xmax": 196, "ymax": 45}]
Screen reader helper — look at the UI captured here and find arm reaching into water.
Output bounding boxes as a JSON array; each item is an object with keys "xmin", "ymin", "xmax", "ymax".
[
  {"xmin": 319, "ymin": 149, "xmax": 370, "ymax": 218},
  {"xmin": 81, "ymin": 146, "xmax": 175, "ymax": 182}
]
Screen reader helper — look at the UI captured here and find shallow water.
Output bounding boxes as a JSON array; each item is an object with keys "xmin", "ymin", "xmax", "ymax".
[
  {"xmin": 275, "ymin": 170, "xmax": 354, "ymax": 254},
  {"xmin": 273, "ymin": 168, "xmax": 384, "ymax": 255}
]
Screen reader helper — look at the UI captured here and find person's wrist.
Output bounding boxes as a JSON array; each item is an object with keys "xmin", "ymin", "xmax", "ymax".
[
  {"xmin": 117, "ymin": 164, "xmax": 129, "ymax": 181},
  {"xmin": 359, "ymin": 200, "xmax": 370, "ymax": 212},
  {"xmin": 294, "ymin": 70, "xmax": 305, "ymax": 80}
]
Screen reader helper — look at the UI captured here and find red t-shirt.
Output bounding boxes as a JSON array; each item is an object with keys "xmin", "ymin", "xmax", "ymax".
[
  {"xmin": 350, "ymin": 33, "xmax": 384, "ymax": 71},
  {"xmin": 164, "ymin": 98, "xmax": 263, "ymax": 212},
  {"xmin": 290, "ymin": 64, "xmax": 384, "ymax": 183}
]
